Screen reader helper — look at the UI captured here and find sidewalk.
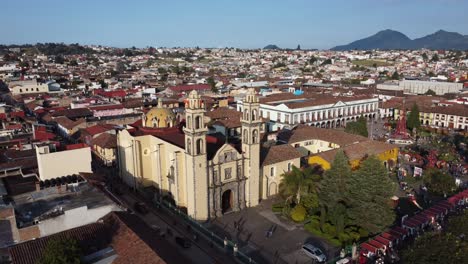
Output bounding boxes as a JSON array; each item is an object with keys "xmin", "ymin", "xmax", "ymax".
[{"xmin": 111, "ymin": 179, "xmax": 239, "ymax": 264}]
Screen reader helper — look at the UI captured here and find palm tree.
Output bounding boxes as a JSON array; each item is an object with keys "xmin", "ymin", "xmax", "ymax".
[{"xmin": 280, "ymin": 166, "xmax": 319, "ymax": 204}]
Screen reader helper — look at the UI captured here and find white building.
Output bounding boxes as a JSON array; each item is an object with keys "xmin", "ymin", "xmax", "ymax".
[
  {"xmin": 238, "ymin": 92, "xmax": 379, "ymax": 131},
  {"xmin": 36, "ymin": 144, "xmax": 93, "ymax": 180},
  {"xmin": 9, "ymin": 79, "xmax": 49, "ymax": 95},
  {"xmin": 400, "ymin": 80, "xmax": 462, "ymax": 95}
]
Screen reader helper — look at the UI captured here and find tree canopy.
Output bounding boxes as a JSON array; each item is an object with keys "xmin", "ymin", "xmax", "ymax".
[
  {"xmin": 39, "ymin": 238, "xmax": 82, "ymax": 264},
  {"xmin": 280, "ymin": 166, "xmax": 319, "ymax": 205},
  {"xmin": 423, "ymin": 169, "xmax": 456, "ymax": 197},
  {"xmin": 344, "ymin": 116, "xmax": 368, "ymax": 137},
  {"xmin": 347, "ymin": 156, "xmax": 396, "ymax": 234},
  {"xmin": 424, "ymin": 89, "xmax": 436, "ymax": 96},
  {"xmin": 401, "ymin": 211, "xmax": 468, "ymax": 264},
  {"xmin": 319, "ymin": 150, "xmax": 352, "ymax": 233},
  {"xmin": 406, "ymin": 103, "xmax": 421, "ymax": 132}
]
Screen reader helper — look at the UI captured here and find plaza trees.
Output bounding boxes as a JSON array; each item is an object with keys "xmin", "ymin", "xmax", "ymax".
[
  {"xmin": 401, "ymin": 211, "xmax": 468, "ymax": 264},
  {"xmin": 318, "ymin": 150, "xmax": 351, "ymax": 234},
  {"xmin": 423, "ymin": 168, "xmax": 457, "ymax": 197},
  {"xmin": 347, "ymin": 156, "xmax": 396, "ymax": 235},
  {"xmin": 344, "ymin": 116, "xmax": 368, "ymax": 137},
  {"xmin": 280, "ymin": 166, "xmax": 321, "ymax": 221},
  {"xmin": 407, "ymin": 103, "xmax": 421, "ymax": 132}
]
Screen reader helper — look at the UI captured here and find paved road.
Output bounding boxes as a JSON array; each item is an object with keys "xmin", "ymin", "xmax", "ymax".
[
  {"xmin": 209, "ymin": 198, "xmax": 340, "ymax": 264},
  {"xmin": 94, "ymin": 166, "xmax": 238, "ymax": 264}
]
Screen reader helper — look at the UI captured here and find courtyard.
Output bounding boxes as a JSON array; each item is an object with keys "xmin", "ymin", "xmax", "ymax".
[{"xmin": 208, "ymin": 198, "xmax": 340, "ymax": 264}]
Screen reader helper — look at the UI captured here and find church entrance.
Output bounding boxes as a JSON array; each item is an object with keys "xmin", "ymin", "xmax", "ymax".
[{"xmin": 221, "ymin": 190, "xmax": 233, "ymax": 214}]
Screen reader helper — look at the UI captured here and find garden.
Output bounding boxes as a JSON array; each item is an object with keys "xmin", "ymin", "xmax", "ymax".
[{"xmin": 272, "ymin": 152, "xmax": 397, "ymax": 247}]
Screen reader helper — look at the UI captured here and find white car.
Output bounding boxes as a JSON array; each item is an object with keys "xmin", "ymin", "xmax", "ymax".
[{"xmin": 302, "ymin": 243, "xmax": 327, "ymax": 262}]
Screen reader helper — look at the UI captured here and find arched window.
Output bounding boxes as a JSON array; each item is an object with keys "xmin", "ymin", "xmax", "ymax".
[
  {"xmin": 187, "ymin": 138, "xmax": 191, "ymax": 154},
  {"xmin": 243, "ymin": 129, "xmax": 248, "ymax": 143},
  {"xmin": 252, "ymin": 129, "xmax": 258, "ymax": 144},
  {"xmin": 252, "ymin": 109, "xmax": 257, "ymax": 121},
  {"xmin": 244, "ymin": 110, "xmax": 249, "ymax": 121},
  {"xmin": 195, "ymin": 116, "xmax": 201, "ymax": 129},
  {"xmin": 196, "ymin": 139, "xmax": 203, "ymax": 154}
]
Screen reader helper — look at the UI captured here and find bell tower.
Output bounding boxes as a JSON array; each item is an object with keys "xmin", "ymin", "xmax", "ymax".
[
  {"xmin": 184, "ymin": 90, "xmax": 209, "ymax": 220},
  {"xmin": 241, "ymin": 88, "xmax": 261, "ymax": 207}
]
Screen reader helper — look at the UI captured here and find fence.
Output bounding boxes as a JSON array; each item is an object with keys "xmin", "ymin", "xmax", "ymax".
[{"xmin": 154, "ymin": 199, "xmax": 257, "ymax": 264}]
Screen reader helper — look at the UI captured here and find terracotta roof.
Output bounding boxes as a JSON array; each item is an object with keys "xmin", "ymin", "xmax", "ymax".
[
  {"xmin": 9, "ymin": 211, "xmax": 191, "ymax": 264},
  {"xmin": 168, "ymin": 84, "xmax": 210, "ymax": 92},
  {"xmin": 312, "ymin": 140, "xmax": 396, "ymax": 164},
  {"xmin": 53, "ymin": 116, "xmax": 86, "ymax": 130},
  {"xmin": 83, "ymin": 124, "xmax": 116, "ymax": 136},
  {"xmin": 259, "ymin": 92, "xmax": 375, "ymax": 109},
  {"xmin": 51, "ymin": 108, "xmax": 93, "ymax": 119},
  {"xmin": 261, "ymin": 144, "xmax": 302, "ymax": 166},
  {"xmin": 92, "ymin": 133, "xmax": 117, "ymax": 149},
  {"xmin": 278, "ymin": 124, "xmax": 368, "ymax": 146}
]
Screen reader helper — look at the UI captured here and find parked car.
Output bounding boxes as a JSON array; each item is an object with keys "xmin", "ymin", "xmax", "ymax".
[
  {"xmin": 134, "ymin": 202, "xmax": 149, "ymax": 215},
  {"xmin": 175, "ymin": 237, "xmax": 191, "ymax": 248},
  {"xmin": 302, "ymin": 243, "xmax": 327, "ymax": 263}
]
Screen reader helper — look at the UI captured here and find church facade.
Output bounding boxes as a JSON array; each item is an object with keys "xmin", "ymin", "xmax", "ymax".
[{"xmin": 117, "ymin": 89, "xmax": 266, "ymax": 220}]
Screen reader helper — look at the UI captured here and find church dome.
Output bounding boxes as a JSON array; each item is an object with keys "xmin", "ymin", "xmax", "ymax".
[{"xmin": 144, "ymin": 107, "xmax": 176, "ymax": 128}]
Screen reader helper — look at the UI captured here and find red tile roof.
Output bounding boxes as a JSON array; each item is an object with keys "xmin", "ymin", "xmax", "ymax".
[
  {"xmin": 168, "ymin": 84, "xmax": 210, "ymax": 92},
  {"xmin": 9, "ymin": 212, "xmax": 190, "ymax": 264}
]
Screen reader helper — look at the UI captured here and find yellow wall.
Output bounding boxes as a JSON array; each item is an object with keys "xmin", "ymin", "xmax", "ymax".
[
  {"xmin": 308, "ymin": 147, "xmax": 398, "ymax": 170},
  {"xmin": 308, "ymin": 156, "xmax": 331, "ymax": 170}
]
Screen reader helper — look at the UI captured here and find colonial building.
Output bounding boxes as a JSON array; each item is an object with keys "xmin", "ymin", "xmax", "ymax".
[
  {"xmin": 237, "ymin": 92, "xmax": 379, "ymax": 131},
  {"xmin": 117, "ymin": 89, "xmax": 294, "ymax": 220}
]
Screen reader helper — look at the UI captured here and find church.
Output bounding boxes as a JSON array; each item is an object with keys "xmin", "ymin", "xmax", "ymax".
[{"xmin": 117, "ymin": 89, "xmax": 302, "ymax": 220}]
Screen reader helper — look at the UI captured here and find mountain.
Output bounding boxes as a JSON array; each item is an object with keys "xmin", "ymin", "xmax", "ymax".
[
  {"xmin": 331, "ymin": 29, "xmax": 468, "ymax": 50},
  {"xmin": 263, "ymin": 44, "xmax": 280, "ymax": 50}
]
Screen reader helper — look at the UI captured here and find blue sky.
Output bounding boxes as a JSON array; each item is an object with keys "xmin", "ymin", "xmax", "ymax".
[{"xmin": 2, "ymin": 0, "xmax": 467, "ymax": 49}]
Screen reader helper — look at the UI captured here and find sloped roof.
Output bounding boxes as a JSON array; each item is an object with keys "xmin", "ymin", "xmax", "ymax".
[
  {"xmin": 277, "ymin": 124, "xmax": 368, "ymax": 146},
  {"xmin": 261, "ymin": 144, "xmax": 302, "ymax": 166},
  {"xmin": 9, "ymin": 211, "xmax": 191, "ymax": 264},
  {"xmin": 92, "ymin": 133, "xmax": 117, "ymax": 149}
]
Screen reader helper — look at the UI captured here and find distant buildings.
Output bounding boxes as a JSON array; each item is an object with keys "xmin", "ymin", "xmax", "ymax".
[
  {"xmin": 9, "ymin": 80, "xmax": 49, "ymax": 95},
  {"xmin": 378, "ymin": 80, "xmax": 463, "ymax": 95}
]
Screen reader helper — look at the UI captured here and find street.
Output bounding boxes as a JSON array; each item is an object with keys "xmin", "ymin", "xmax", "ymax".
[{"xmin": 95, "ymin": 165, "xmax": 239, "ymax": 264}]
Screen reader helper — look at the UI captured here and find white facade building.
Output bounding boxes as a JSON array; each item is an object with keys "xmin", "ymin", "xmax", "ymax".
[{"xmin": 238, "ymin": 93, "xmax": 379, "ymax": 131}]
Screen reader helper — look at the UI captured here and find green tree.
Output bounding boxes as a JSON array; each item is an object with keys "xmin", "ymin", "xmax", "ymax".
[
  {"xmin": 309, "ymin": 56, "xmax": 317, "ymax": 65},
  {"xmin": 206, "ymin": 77, "xmax": 217, "ymax": 93},
  {"xmin": 39, "ymin": 238, "xmax": 82, "ymax": 264},
  {"xmin": 344, "ymin": 116, "xmax": 368, "ymax": 138},
  {"xmin": 116, "ymin": 61, "xmax": 125, "ymax": 73},
  {"xmin": 280, "ymin": 166, "xmax": 317, "ymax": 205},
  {"xmin": 406, "ymin": 103, "xmax": 421, "ymax": 132},
  {"xmin": 425, "ymin": 89, "xmax": 436, "ymax": 95},
  {"xmin": 391, "ymin": 71, "xmax": 400, "ymax": 80},
  {"xmin": 347, "ymin": 156, "xmax": 395, "ymax": 235},
  {"xmin": 99, "ymin": 80, "xmax": 108, "ymax": 89},
  {"xmin": 318, "ymin": 150, "xmax": 352, "ymax": 233},
  {"xmin": 431, "ymin": 54, "xmax": 439, "ymax": 62},
  {"xmin": 401, "ymin": 211, "xmax": 468, "ymax": 264},
  {"xmin": 423, "ymin": 169, "xmax": 456, "ymax": 197},
  {"xmin": 422, "ymin": 53, "xmax": 428, "ymax": 61},
  {"xmin": 321, "ymin": 59, "xmax": 332, "ymax": 66}
]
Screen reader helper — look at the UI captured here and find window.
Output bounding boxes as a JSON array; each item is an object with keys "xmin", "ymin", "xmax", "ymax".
[
  {"xmin": 287, "ymin": 163, "xmax": 292, "ymax": 172},
  {"xmin": 270, "ymin": 167, "xmax": 275, "ymax": 176},
  {"xmin": 225, "ymin": 168, "xmax": 232, "ymax": 180},
  {"xmin": 196, "ymin": 138, "xmax": 203, "ymax": 154},
  {"xmin": 252, "ymin": 129, "xmax": 258, "ymax": 144},
  {"xmin": 195, "ymin": 116, "xmax": 202, "ymax": 129}
]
